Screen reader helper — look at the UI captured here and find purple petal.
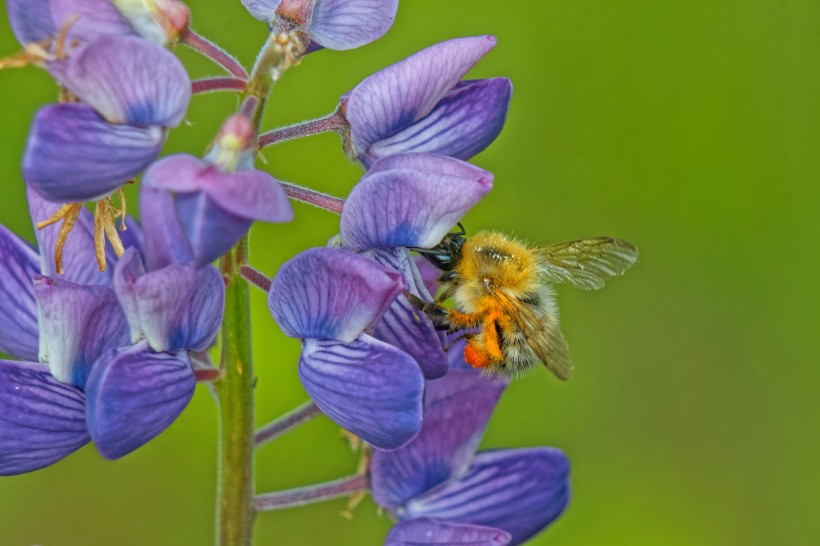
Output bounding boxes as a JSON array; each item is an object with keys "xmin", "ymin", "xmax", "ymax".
[
  {"xmin": 50, "ymin": 36, "xmax": 190, "ymax": 127},
  {"xmin": 119, "ymin": 215, "xmax": 146, "ymax": 260},
  {"xmin": 85, "ymin": 342, "xmax": 195, "ymax": 460},
  {"xmin": 299, "ymin": 335, "xmax": 424, "ymax": 449},
  {"xmin": 241, "ymin": 0, "xmax": 282, "ymax": 21},
  {"xmin": 114, "ymin": 248, "xmax": 225, "ymax": 352},
  {"xmin": 371, "ymin": 371, "xmax": 506, "ymax": 510},
  {"xmin": 269, "ymin": 247, "xmax": 405, "ymax": 343},
  {"xmin": 27, "ymin": 187, "xmax": 116, "ymax": 285},
  {"xmin": 0, "ymin": 225, "xmax": 40, "ymax": 361},
  {"xmin": 368, "ymin": 79, "xmax": 513, "ymax": 164},
  {"xmin": 7, "ymin": 0, "xmax": 56, "ymax": 44},
  {"xmin": 345, "ymin": 36, "xmax": 497, "ymax": 156},
  {"xmin": 51, "ymin": 0, "xmax": 136, "ymax": 44},
  {"xmin": 34, "ymin": 276, "xmax": 130, "ymax": 388},
  {"xmin": 415, "ymin": 255, "xmax": 441, "ymax": 296},
  {"xmin": 142, "ymin": 155, "xmax": 293, "ymax": 267},
  {"xmin": 174, "ymin": 192, "xmax": 253, "ymax": 267},
  {"xmin": 139, "ymin": 187, "xmax": 195, "ymax": 270},
  {"xmin": 403, "ymin": 448, "xmax": 570, "ymax": 545},
  {"xmin": 306, "ymin": 0, "xmax": 398, "ymax": 50},
  {"xmin": 386, "ymin": 518, "xmax": 511, "ymax": 546},
  {"xmin": 0, "ymin": 360, "xmax": 89, "ymax": 476},
  {"xmin": 367, "ymin": 248, "xmax": 448, "ymax": 379},
  {"xmin": 23, "ymin": 103, "xmax": 165, "ymax": 202},
  {"xmin": 341, "ymin": 154, "xmax": 493, "ymax": 250},
  {"xmin": 144, "ymin": 155, "xmax": 293, "ymax": 222}
]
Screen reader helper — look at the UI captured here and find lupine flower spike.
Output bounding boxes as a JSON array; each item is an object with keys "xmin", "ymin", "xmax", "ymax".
[{"xmin": 0, "ymin": 0, "xmax": 626, "ymax": 542}]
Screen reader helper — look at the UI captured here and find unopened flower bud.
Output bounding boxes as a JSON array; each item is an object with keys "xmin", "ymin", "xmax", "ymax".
[
  {"xmin": 206, "ymin": 114, "xmax": 256, "ymax": 172},
  {"xmin": 114, "ymin": 0, "xmax": 191, "ymax": 45}
]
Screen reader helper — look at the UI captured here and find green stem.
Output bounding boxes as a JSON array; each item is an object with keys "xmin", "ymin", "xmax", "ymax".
[
  {"xmin": 213, "ymin": 31, "xmax": 305, "ymax": 546},
  {"xmin": 215, "ymin": 238, "xmax": 255, "ymax": 546}
]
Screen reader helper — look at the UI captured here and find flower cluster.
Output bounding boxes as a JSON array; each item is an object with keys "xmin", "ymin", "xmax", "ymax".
[
  {"xmin": 1, "ymin": 0, "xmax": 575, "ymax": 544},
  {"xmin": 0, "ymin": 189, "xmax": 224, "ymax": 472}
]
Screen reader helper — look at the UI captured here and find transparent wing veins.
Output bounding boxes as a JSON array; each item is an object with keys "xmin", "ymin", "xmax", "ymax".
[{"xmin": 538, "ymin": 237, "xmax": 638, "ymax": 290}]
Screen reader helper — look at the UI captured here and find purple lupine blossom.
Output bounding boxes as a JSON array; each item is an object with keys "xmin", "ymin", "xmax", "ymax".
[
  {"xmin": 268, "ymin": 247, "xmax": 425, "ymax": 449},
  {"xmin": 0, "ymin": 190, "xmax": 224, "ymax": 473},
  {"xmin": 338, "ymin": 152, "xmax": 493, "ymax": 379},
  {"xmin": 6, "ymin": 0, "xmax": 189, "ymax": 48},
  {"xmin": 340, "ymin": 35, "xmax": 513, "ymax": 167},
  {"xmin": 372, "ymin": 355, "xmax": 570, "ymax": 545},
  {"xmin": 141, "ymin": 114, "xmax": 294, "ymax": 268},
  {"xmin": 22, "ymin": 35, "xmax": 191, "ymax": 202},
  {"xmin": 242, "ymin": 0, "xmax": 398, "ymax": 51},
  {"xmin": 7, "ymin": 0, "xmax": 126, "ymax": 45}
]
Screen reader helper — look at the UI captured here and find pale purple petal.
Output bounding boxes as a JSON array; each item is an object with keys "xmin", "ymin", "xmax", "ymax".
[
  {"xmin": 365, "ymin": 151, "xmax": 494, "ymax": 181},
  {"xmin": 85, "ymin": 342, "xmax": 194, "ymax": 460},
  {"xmin": 27, "ymin": 187, "xmax": 116, "ymax": 285},
  {"xmin": 139, "ymin": 187, "xmax": 195, "ymax": 270},
  {"xmin": 50, "ymin": 36, "xmax": 190, "ymax": 127},
  {"xmin": 119, "ymin": 215, "xmax": 145, "ymax": 260},
  {"xmin": 0, "ymin": 226, "xmax": 40, "ymax": 361},
  {"xmin": 23, "ymin": 103, "xmax": 165, "ymax": 202},
  {"xmin": 142, "ymin": 155, "xmax": 293, "ymax": 267},
  {"xmin": 176, "ymin": 193, "xmax": 251, "ymax": 267},
  {"xmin": 300, "ymin": 335, "xmax": 424, "ymax": 449},
  {"xmin": 269, "ymin": 248, "xmax": 405, "ymax": 343},
  {"xmin": 346, "ymin": 36, "xmax": 496, "ymax": 155},
  {"xmin": 0, "ymin": 360, "xmax": 89, "ymax": 476},
  {"xmin": 34, "ymin": 276, "xmax": 130, "ymax": 388},
  {"xmin": 241, "ymin": 0, "xmax": 282, "ymax": 21},
  {"xmin": 51, "ymin": 0, "xmax": 136, "ymax": 44},
  {"xmin": 7, "ymin": 0, "xmax": 56, "ymax": 44},
  {"xmin": 307, "ymin": 0, "xmax": 398, "ymax": 50},
  {"xmin": 415, "ymin": 255, "xmax": 441, "ymax": 296},
  {"xmin": 144, "ymin": 155, "xmax": 293, "ymax": 222},
  {"xmin": 367, "ymin": 79, "xmax": 512, "ymax": 164},
  {"xmin": 386, "ymin": 518, "xmax": 511, "ymax": 546},
  {"xmin": 341, "ymin": 154, "xmax": 493, "ymax": 250},
  {"xmin": 367, "ymin": 248, "xmax": 447, "ymax": 379},
  {"xmin": 403, "ymin": 448, "xmax": 570, "ymax": 545},
  {"xmin": 114, "ymin": 248, "xmax": 225, "ymax": 351},
  {"xmin": 371, "ymin": 371, "xmax": 506, "ymax": 509}
]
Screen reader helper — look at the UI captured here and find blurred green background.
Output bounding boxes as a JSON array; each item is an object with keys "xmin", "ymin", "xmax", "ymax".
[{"xmin": 1, "ymin": 0, "xmax": 819, "ymax": 544}]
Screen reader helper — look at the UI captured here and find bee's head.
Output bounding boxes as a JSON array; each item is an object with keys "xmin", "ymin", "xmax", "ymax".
[{"xmin": 414, "ymin": 224, "xmax": 466, "ymax": 272}]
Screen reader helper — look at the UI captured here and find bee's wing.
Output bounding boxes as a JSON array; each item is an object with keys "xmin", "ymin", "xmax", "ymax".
[
  {"xmin": 491, "ymin": 287, "xmax": 573, "ymax": 381},
  {"xmin": 537, "ymin": 237, "xmax": 638, "ymax": 290}
]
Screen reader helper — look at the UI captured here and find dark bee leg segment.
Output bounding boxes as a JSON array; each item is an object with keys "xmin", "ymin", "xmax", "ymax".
[
  {"xmin": 405, "ymin": 292, "xmax": 427, "ymax": 311},
  {"xmin": 444, "ymin": 332, "xmax": 474, "ymax": 351}
]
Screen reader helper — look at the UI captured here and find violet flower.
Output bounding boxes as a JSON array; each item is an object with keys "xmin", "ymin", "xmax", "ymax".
[
  {"xmin": 0, "ymin": 189, "xmax": 223, "ymax": 473},
  {"xmin": 141, "ymin": 114, "xmax": 294, "ymax": 268},
  {"xmin": 242, "ymin": 0, "xmax": 398, "ymax": 51},
  {"xmin": 339, "ymin": 152, "xmax": 493, "ymax": 379},
  {"xmin": 372, "ymin": 358, "xmax": 570, "ymax": 545},
  {"xmin": 340, "ymin": 36, "xmax": 513, "ymax": 167},
  {"xmin": 268, "ymin": 247, "xmax": 425, "ymax": 450},
  {"xmin": 23, "ymin": 35, "xmax": 191, "ymax": 202},
  {"xmin": 7, "ymin": 0, "xmax": 189, "ymax": 47}
]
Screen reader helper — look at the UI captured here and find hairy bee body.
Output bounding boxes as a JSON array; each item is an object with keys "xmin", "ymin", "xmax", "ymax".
[
  {"xmin": 415, "ymin": 229, "xmax": 638, "ymax": 380},
  {"xmin": 443, "ymin": 232, "xmax": 559, "ymax": 377}
]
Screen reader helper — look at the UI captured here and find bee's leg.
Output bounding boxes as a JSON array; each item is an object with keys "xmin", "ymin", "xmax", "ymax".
[
  {"xmin": 444, "ymin": 331, "xmax": 474, "ymax": 351},
  {"xmin": 480, "ymin": 312, "xmax": 505, "ymax": 363},
  {"xmin": 463, "ymin": 314, "xmax": 504, "ymax": 370},
  {"xmin": 405, "ymin": 292, "xmax": 482, "ymax": 332}
]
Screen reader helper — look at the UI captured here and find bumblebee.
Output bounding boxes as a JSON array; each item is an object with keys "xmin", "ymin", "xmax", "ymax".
[{"xmin": 411, "ymin": 228, "xmax": 638, "ymax": 379}]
